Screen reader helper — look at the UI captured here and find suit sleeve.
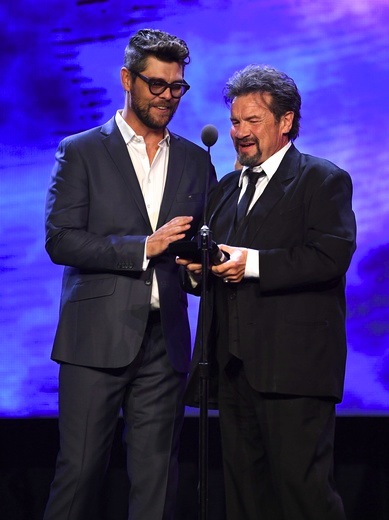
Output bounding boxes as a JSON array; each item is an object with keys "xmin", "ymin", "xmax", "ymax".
[
  {"xmin": 45, "ymin": 138, "xmax": 146, "ymax": 272},
  {"xmin": 259, "ymin": 167, "xmax": 356, "ymax": 292}
]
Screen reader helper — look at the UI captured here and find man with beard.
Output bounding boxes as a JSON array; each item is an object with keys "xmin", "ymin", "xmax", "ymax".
[
  {"xmin": 178, "ymin": 65, "xmax": 356, "ymax": 519},
  {"xmin": 44, "ymin": 29, "xmax": 216, "ymax": 520}
]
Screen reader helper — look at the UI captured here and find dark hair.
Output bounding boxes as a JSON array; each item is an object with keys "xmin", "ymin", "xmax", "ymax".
[
  {"xmin": 124, "ymin": 28, "xmax": 190, "ymax": 74},
  {"xmin": 223, "ymin": 64, "xmax": 301, "ymax": 140}
]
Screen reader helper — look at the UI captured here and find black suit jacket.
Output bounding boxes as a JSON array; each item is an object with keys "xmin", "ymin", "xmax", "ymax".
[
  {"xmin": 185, "ymin": 144, "xmax": 356, "ymax": 405},
  {"xmin": 45, "ymin": 116, "xmax": 216, "ymax": 373}
]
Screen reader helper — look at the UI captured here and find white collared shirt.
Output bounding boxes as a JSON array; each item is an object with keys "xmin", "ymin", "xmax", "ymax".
[
  {"xmin": 115, "ymin": 110, "xmax": 170, "ymax": 307},
  {"xmin": 243, "ymin": 141, "xmax": 292, "ymax": 278}
]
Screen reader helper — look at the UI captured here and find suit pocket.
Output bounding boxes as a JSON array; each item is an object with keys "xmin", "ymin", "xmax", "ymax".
[{"xmin": 69, "ymin": 276, "xmax": 117, "ymax": 302}]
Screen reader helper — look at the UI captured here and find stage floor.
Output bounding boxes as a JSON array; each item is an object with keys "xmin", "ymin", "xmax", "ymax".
[{"xmin": 1, "ymin": 416, "xmax": 388, "ymax": 519}]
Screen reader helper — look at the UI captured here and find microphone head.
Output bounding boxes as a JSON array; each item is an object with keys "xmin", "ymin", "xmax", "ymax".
[{"xmin": 201, "ymin": 124, "xmax": 218, "ymax": 148}]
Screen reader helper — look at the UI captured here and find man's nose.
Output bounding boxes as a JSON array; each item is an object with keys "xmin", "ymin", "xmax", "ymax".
[
  {"xmin": 233, "ymin": 125, "xmax": 250, "ymax": 139},
  {"xmin": 158, "ymin": 87, "xmax": 173, "ymax": 100}
]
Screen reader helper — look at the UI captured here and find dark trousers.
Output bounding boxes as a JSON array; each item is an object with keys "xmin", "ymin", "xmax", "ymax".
[
  {"xmin": 44, "ymin": 311, "xmax": 187, "ymax": 520},
  {"xmin": 218, "ymin": 359, "xmax": 346, "ymax": 520}
]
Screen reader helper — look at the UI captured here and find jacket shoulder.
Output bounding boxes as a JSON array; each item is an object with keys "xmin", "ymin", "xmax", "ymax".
[
  {"xmin": 169, "ymin": 132, "xmax": 209, "ymax": 157},
  {"xmin": 299, "ymin": 151, "xmax": 348, "ymax": 176},
  {"xmin": 219, "ymin": 169, "xmax": 241, "ymax": 184},
  {"xmin": 59, "ymin": 117, "xmax": 116, "ymax": 147}
]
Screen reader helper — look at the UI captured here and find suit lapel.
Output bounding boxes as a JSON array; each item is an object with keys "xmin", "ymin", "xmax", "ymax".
[
  {"xmin": 238, "ymin": 145, "xmax": 300, "ymax": 245},
  {"xmin": 209, "ymin": 173, "xmax": 240, "ymax": 227},
  {"xmin": 100, "ymin": 117, "xmax": 152, "ymax": 230},
  {"xmin": 208, "ymin": 172, "xmax": 241, "ymax": 243},
  {"xmin": 156, "ymin": 133, "xmax": 186, "ymax": 228}
]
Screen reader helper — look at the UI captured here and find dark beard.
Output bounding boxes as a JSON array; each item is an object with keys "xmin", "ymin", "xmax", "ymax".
[
  {"xmin": 130, "ymin": 88, "xmax": 178, "ymax": 129},
  {"xmin": 235, "ymin": 138, "xmax": 262, "ymax": 167}
]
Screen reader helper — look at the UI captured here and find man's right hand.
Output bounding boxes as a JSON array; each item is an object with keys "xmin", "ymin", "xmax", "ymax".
[{"xmin": 146, "ymin": 216, "xmax": 193, "ymax": 258}]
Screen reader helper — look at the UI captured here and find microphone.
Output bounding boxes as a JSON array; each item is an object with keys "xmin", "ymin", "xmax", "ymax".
[
  {"xmin": 199, "ymin": 124, "xmax": 229, "ymax": 264},
  {"xmin": 201, "ymin": 124, "xmax": 218, "ymax": 148},
  {"xmin": 209, "ymin": 240, "xmax": 229, "ymax": 265},
  {"xmin": 200, "ymin": 124, "xmax": 218, "ymax": 227}
]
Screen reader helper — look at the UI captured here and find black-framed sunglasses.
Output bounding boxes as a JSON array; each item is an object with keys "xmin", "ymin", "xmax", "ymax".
[{"xmin": 131, "ymin": 71, "xmax": 190, "ymax": 98}]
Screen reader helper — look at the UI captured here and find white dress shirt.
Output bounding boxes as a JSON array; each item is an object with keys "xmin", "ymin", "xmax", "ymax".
[
  {"xmin": 241, "ymin": 141, "xmax": 292, "ymax": 278},
  {"xmin": 115, "ymin": 110, "xmax": 170, "ymax": 308}
]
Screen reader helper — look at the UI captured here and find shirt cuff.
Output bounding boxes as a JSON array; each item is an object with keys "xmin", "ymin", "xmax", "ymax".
[
  {"xmin": 142, "ymin": 237, "xmax": 150, "ymax": 271},
  {"xmin": 188, "ymin": 271, "xmax": 201, "ymax": 288},
  {"xmin": 244, "ymin": 248, "xmax": 260, "ymax": 278}
]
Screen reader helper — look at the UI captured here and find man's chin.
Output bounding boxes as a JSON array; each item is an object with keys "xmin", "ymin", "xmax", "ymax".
[
  {"xmin": 238, "ymin": 154, "xmax": 260, "ymax": 168},
  {"xmin": 135, "ymin": 107, "xmax": 176, "ymax": 130},
  {"xmin": 149, "ymin": 112, "xmax": 175, "ymax": 129}
]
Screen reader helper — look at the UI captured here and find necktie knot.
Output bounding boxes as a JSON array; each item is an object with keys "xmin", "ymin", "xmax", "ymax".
[{"xmin": 246, "ymin": 169, "xmax": 262, "ymax": 185}]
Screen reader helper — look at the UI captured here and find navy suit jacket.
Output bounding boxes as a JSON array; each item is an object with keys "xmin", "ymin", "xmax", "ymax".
[
  {"xmin": 185, "ymin": 144, "xmax": 356, "ymax": 405},
  {"xmin": 45, "ymin": 116, "xmax": 216, "ymax": 373}
]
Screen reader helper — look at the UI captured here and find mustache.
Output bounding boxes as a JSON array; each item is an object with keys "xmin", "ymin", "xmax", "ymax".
[
  {"xmin": 151, "ymin": 101, "xmax": 173, "ymax": 108},
  {"xmin": 235, "ymin": 136, "xmax": 257, "ymax": 145}
]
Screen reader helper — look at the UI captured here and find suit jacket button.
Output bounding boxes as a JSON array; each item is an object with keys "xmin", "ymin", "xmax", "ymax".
[{"xmin": 145, "ymin": 280, "xmax": 152, "ymax": 286}]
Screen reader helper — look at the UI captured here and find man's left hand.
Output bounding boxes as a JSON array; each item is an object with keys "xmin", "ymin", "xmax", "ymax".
[{"xmin": 211, "ymin": 245, "xmax": 248, "ymax": 283}]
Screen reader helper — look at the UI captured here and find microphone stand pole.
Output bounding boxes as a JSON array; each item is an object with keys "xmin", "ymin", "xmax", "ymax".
[
  {"xmin": 198, "ymin": 222, "xmax": 212, "ymax": 520},
  {"xmin": 196, "ymin": 125, "xmax": 218, "ymax": 520}
]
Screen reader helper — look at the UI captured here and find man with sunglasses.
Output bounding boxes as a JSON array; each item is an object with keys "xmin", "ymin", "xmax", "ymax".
[{"xmin": 44, "ymin": 28, "xmax": 216, "ymax": 520}]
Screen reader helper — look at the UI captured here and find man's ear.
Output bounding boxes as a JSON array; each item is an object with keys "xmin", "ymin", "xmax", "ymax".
[
  {"xmin": 120, "ymin": 67, "xmax": 131, "ymax": 92},
  {"xmin": 282, "ymin": 111, "xmax": 294, "ymax": 135}
]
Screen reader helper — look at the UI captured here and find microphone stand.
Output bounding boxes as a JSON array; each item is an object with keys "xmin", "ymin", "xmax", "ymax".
[
  {"xmin": 197, "ymin": 127, "xmax": 217, "ymax": 520},
  {"xmin": 198, "ymin": 222, "xmax": 212, "ymax": 520}
]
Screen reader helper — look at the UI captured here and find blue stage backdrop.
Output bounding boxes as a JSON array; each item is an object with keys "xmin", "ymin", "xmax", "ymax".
[{"xmin": 1, "ymin": 0, "xmax": 388, "ymax": 417}]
